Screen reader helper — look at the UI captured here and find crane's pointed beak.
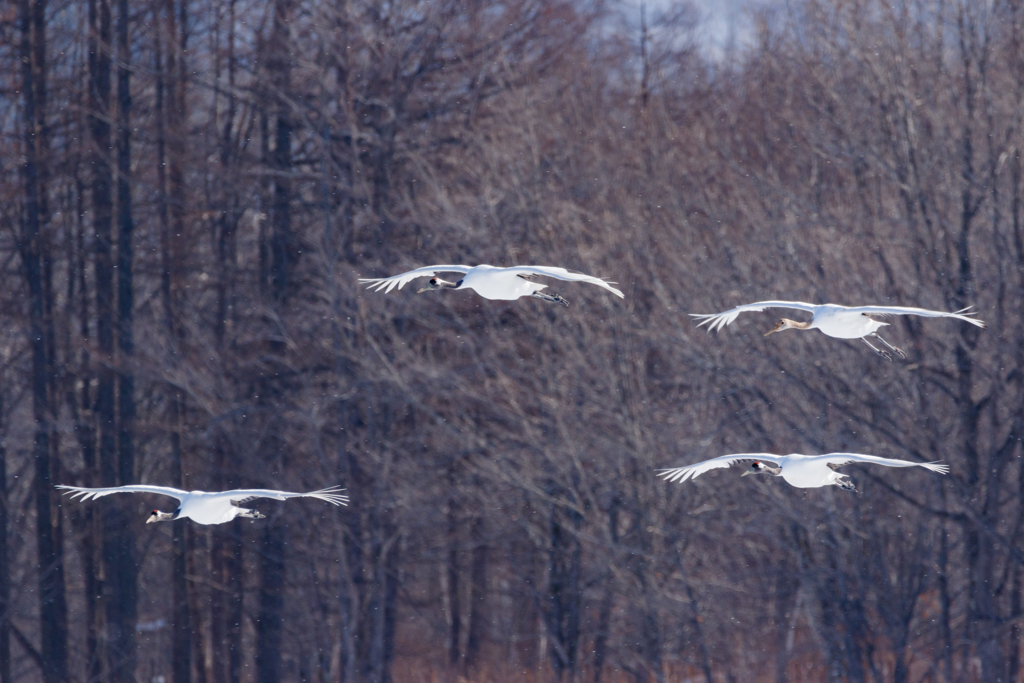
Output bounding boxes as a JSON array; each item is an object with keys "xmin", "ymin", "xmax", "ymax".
[{"xmin": 741, "ymin": 469, "xmax": 753, "ymax": 477}]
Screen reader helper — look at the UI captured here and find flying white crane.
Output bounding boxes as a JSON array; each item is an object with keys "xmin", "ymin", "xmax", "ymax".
[
  {"xmin": 658, "ymin": 452, "xmax": 948, "ymax": 492},
  {"xmin": 359, "ymin": 264, "xmax": 624, "ymax": 306},
  {"xmin": 56, "ymin": 484, "xmax": 348, "ymax": 525},
  {"xmin": 691, "ymin": 301, "xmax": 985, "ymax": 359}
]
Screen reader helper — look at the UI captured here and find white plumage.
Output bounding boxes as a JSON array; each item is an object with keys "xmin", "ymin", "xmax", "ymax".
[
  {"xmin": 691, "ymin": 300, "xmax": 985, "ymax": 359},
  {"xmin": 57, "ymin": 484, "xmax": 348, "ymax": 525},
  {"xmin": 659, "ymin": 452, "xmax": 948, "ymax": 491},
  {"xmin": 359, "ymin": 264, "xmax": 623, "ymax": 305}
]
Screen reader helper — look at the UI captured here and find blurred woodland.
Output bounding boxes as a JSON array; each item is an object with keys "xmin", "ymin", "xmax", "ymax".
[{"xmin": 0, "ymin": 0, "xmax": 1022, "ymax": 681}]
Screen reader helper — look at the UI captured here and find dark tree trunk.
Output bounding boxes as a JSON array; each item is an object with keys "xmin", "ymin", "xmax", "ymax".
[
  {"xmin": 256, "ymin": 524, "xmax": 285, "ymax": 683},
  {"xmin": 592, "ymin": 581, "xmax": 613, "ymax": 683},
  {"xmin": 339, "ymin": 448, "xmax": 362, "ymax": 683},
  {"xmin": 211, "ymin": 438, "xmax": 243, "ymax": 683},
  {"xmin": 171, "ymin": 421, "xmax": 191, "ymax": 683},
  {"xmin": 67, "ymin": 164, "xmax": 104, "ymax": 680},
  {"xmin": 227, "ymin": 521, "xmax": 244, "ymax": 683},
  {"xmin": 685, "ymin": 583, "xmax": 714, "ymax": 683},
  {"xmin": 366, "ymin": 506, "xmax": 399, "ymax": 683},
  {"xmin": 254, "ymin": 3, "xmax": 295, "ymax": 679},
  {"xmin": 210, "ymin": 3, "xmax": 242, "ymax": 674},
  {"xmin": 0, "ymin": 396, "xmax": 9, "ymax": 683},
  {"xmin": 156, "ymin": 1, "xmax": 191, "ymax": 679},
  {"xmin": 592, "ymin": 502, "xmax": 618, "ymax": 683},
  {"xmin": 466, "ymin": 514, "xmax": 487, "ymax": 669},
  {"xmin": 267, "ymin": 0, "xmax": 295, "ymax": 300},
  {"xmin": 1010, "ymin": 566, "xmax": 1022, "ymax": 683},
  {"xmin": 19, "ymin": 0, "xmax": 68, "ymax": 680},
  {"xmin": 773, "ymin": 558, "xmax": 797, "ymax": 683},
  {"xmin": 547, "ymin": 498, "xmax": 581, "ymax": 681},
  {"xmin": 446, "ymin": 495, "xmax": 461, "ymax": 666},
  {"xmin": 113, "ymin": 0, "xmax": 138, "ymax": 677},
  {"xmin": 167, "ymin": 361, "xmax": 189, "ymax": 683}
]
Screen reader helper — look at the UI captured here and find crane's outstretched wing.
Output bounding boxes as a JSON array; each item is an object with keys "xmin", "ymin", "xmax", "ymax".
[
  {"xmin": 846, "ymin": 305, "xmax": 986, "ymax": 328},
  {"xmin": 815, "ymin": 453, "xmax": 949, "ymax": 474},
  {"xmin": 57, "ymin": 484, "xmax": 189, "ymax": 502},
  {"xmin": 690, "ymin": 301, "xmax": 818, "ymax": 332},
  {"xmin": 359, "ymin": 265, "xmax": 473, "ymax": 294},
  {"xmin": 657, "ymin": 453, "xmax": 783, "ymax": 483},
  {"xmin": 505, "ymin": 266, "xmax": 624, "ymax": 298},
  {"xmin": 227, "ymin": 485, "xmax": 349, "ymax": 507}
]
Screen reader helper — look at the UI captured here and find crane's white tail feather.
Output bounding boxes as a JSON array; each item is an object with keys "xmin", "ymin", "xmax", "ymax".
[
  {"xmin": 305, "ymin": 486, "xmax": 349, "ymax": 506},
  {"xmin": 358, "ymin": 278, "xmax": 402, "ymax": 294},
  {"xmin": 920, "ymin": 461, "xmax": 950, "ymax": 475},
  {"xmin": 952, "ymin": 307, "xmax": 987, "ymax": 329},
  {"xmin": 689, "ymin": 311, "xmax": 741, "ymax": 333},
  {"xmin": 56, "ymin": 486, "xmax": 108, "ymax": 502},
  {"xmin": 656, "ymin": 467, "xmax": 700, "ymax": 483}
]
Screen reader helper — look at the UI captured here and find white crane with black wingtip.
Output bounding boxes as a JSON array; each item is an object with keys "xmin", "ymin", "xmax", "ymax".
[
  {"xmin": 690, "ymin": 301, "xmax": 985, "ymax": 359},
  {"xmin": 359, "ymin": 264, "xmax": 624, "ymax": 306},
  {"xmin": 658, "ymin": 452, "xmax": 948, "ymax": 492},
  {"xmin": 57, "ymin": 484, "xmax": 348, "ymax": 525}
]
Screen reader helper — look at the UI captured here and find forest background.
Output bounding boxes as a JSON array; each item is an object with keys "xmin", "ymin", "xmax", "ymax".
[{"xmin": 0, "ymin": 0, "xmax": 1022, "ymax": 681}]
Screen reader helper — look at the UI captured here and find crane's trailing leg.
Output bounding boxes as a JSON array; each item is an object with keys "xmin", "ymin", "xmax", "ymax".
[
  {"xmin": 861, "ymin": 337, "xmax": 893, "ymax": 361},
  {"xmin": 236, "ymin": 509, "xmax": 265, "ymax": 520},
  {"xmin": 835, "ymin": 479, "xmax": 860, "ymax": 493},
  {"xmin": 872, "ymin": 333, "xmax": 906, "ymax": 359},
  {"xmin": 532, "ymin": 291, "xmax": 569, "ymax": 306},
  {"xmin": 827, "ymin": 463, "xmax": 859, "ymax": 491}
]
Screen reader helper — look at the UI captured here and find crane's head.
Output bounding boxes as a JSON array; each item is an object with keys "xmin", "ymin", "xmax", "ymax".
[
  {"xmin": 417, "ymin": 277, "xmax": 459, "ymax": 293},
  {"xmin": 764, "ymin": 318, "xmax": 810, "ymax": 336},
  {"xmin": 146, "ymin": 510, "xmax": 175, "ymax": 524},
  {"xmin": 741, "ymin": 461, "xmax": 781, "ymax": 477}
]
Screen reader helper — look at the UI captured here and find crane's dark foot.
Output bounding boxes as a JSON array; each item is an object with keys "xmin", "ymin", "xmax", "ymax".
[
  {"xmin": 238, "ymin": 509, "xmax": 266, "ymax": 520},
  {"xmin": 836, "ymin": 478, "xmax": 858, "ymax": 493},
  {"xmin": 862, "ymin": 337, "xmax": 891, "ymax": 360},
  {"xmin": 873, "ymin": 333, "xmax": 907, "ymax": 360},
  {"xmin": 533, "ymin": 291, "xmax": 569, "ymax": 306}
]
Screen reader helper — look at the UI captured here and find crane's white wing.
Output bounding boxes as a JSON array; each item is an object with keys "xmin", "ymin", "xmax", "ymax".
[
  {"xmin": 504, "ymin": 266, "xmax": 624, "ymax": 298},
  {"xmin": 690, "ymin": 301, "xmax": 819, "ymax": 332},
  {"xmin": 57, "ymin": 484, "xmax": 189, "ymax": 503},
  {"xmin": 815, "ymin": 453, "xmax": 949, "ymax": 474},
  {"xmin": 846, "ymin": 305, "xmax": 986, "ymax": 328},
  {"xmin": 358, "ymin": 265, "xmax": 473, "ymax": 294},
  {"xmin": 226, "ymin": 486, "xmax": 349, "ymax": 507},
  {"xmin": 657, "ymin": 453, "xmax": 783, "ymax": 483}
]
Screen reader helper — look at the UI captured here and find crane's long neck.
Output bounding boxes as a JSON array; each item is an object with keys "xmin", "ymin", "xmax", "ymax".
[
  {"xmin": 417, "ymin": 277, "xmax": 461, "ymax": 293},
  {"xmin": 766, "ymin": 318, "xmax": 813, "ymax": 336},
  {"xmin": 146, "ymin": 510, "xmax": 177, "ymax": 523},
  {"xmin": 764, "ymin": 464, "xmax": 783, "ymax": 476}
]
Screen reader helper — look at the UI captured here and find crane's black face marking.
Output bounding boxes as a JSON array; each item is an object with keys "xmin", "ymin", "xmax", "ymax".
[
  {"xmin": 146, "ymin": 509, "xmax": 177, "ymax": 523},
  {"xmin": 417, "ymin": 278, "xmax": 460, "ymax": 293},
  {"xmin": 743, "ymin": 461, "xmax": 781, "ymax": 477}
]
